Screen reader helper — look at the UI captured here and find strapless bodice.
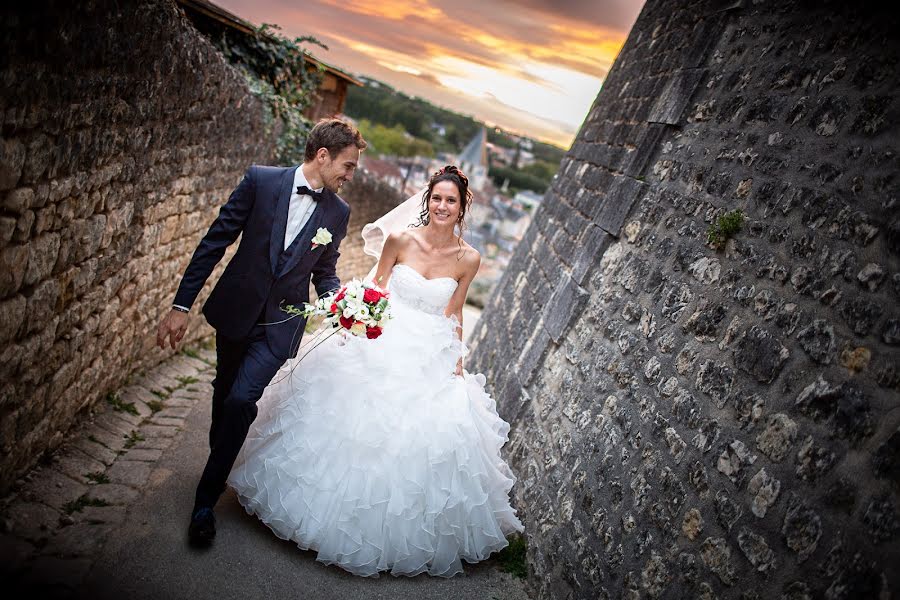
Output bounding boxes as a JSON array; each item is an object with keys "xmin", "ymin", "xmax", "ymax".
[{"xmin": 388, "ymin": 264, "xmax": 458, "ymax": 316}]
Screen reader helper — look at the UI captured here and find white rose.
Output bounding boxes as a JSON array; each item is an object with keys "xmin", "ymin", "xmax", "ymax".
[{"xmin": 311, "ymin": 228, "xmax": 333, "ymax": 246}]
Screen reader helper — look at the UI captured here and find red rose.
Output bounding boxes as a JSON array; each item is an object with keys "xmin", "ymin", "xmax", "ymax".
[
  {"xmin": 330, "ymin": 302, "xmax": 338, "ymax": 313},
  {"xmin": 366, "ymin": 326, "xmax": 382, "ymax": 339},
  {"xmin": 334, "ymin": 288, "xmax": 346, "ymax": 302},
  {"xmin": 339, "ymin": 315, "xmax": 355, "ymax": 330},
  {"xmin": 363, "ymin": 288, "xmax": 382, "ymax": 304}
]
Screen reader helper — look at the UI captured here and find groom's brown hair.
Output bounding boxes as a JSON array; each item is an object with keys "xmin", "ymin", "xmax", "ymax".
[{"xmin": 304, "ymin": 118, "xmax": 367, "ymax": 162}]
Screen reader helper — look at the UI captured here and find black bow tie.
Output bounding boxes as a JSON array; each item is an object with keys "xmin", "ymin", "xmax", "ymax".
[{"xmin": 296, "ymin": 185, "xmax": 324, "ymax": 202}]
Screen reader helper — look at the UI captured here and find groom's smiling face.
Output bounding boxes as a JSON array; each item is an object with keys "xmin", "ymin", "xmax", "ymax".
[{"xmin": 320, "ymin": 145, "xmax": 360, "ymax": 193}]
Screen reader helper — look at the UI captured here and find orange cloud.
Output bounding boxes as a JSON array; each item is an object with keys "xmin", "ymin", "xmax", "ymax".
[
  {"xmin": 216, "ymin": 0, "xmax": 645, "ymax": 146},
  {"xmin": 318, "ymin": 0, "xmax": 446, "ymax": 21}
]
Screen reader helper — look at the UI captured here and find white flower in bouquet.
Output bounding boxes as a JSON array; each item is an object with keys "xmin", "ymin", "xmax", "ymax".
[{"xmin": 281, "ymin": 278, "xmax": 393, "ymax": 340}]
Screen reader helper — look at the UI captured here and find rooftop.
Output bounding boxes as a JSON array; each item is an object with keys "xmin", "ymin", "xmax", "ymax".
[
  {"xmin": 458, "ymin": 127, "xmax": 487, "ymax": 169},
  {"xmin": 360, "ymin": 155, "xmax": 403, "ymax": 181}
]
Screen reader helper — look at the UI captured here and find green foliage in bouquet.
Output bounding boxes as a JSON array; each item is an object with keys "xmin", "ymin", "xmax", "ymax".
[{"xmin": 281, "ymin": 280, "xmax": 391, "ymax": 338}]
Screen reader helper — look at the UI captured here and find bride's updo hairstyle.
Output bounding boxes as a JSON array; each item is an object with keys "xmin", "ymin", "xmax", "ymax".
[{"xmin": 414, "ymin": 165, "xmax": 474, "ymax": 229}]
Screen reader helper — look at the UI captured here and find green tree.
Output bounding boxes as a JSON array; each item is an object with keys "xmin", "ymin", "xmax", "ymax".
[
  {"xmin": 357, "ymin": 119, "xmax": 434, "ymax": 158},
  {"xmin": 521, "ymin": 160, "xmax": 558, "ymax": 180},
  {"xmin": 487, "ymin": 128, "xmax": 517, "ymax": 149},
  {"xmin": 488, "ymin": 165, "xmax": 549, "ymax": 195},
  {"xmin": 532, "ymin": 140, "xmax": 567, "ymax": 163},
  {"xmin": 344, "ymin": 78, "xmax": 568, "ymax": 160},
  {"xmin": 346, "ymin": 80, "xmax": 479, "ymax": 152}
]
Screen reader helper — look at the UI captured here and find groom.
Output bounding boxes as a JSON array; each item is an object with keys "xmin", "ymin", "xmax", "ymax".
[{"xmin": 155, "ymin": 118, "xmax": 366, "ymax": 545}]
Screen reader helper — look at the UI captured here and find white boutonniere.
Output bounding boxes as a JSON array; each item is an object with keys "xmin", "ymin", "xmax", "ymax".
[{"xmin": 311, "ymin": 227, "xmax": 333, "ymax": 249}]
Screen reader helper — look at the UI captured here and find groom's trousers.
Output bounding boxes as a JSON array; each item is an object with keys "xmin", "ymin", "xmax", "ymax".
[{"xmin": 194, "ymin": 324, "xmax": 284, "ymax": 511}]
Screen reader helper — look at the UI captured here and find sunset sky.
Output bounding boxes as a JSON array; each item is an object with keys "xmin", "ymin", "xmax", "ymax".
[{"xmin": 217, "ymin": 0, "xmax": 645, "ymax": 148}]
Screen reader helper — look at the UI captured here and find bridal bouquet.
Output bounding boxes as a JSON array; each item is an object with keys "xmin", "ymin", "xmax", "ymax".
[{"xmin": 282, "ymin": 279, "xmax": 391, "ymax": 339}]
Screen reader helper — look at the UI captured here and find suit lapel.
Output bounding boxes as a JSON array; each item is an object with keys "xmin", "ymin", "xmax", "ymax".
[
  {"xmin": 279, "ymin": 199, "xmax": 329, "ymax": 276},
  {"xmin": 269, "ymin": 167, "xmax": 297, "ymax": 273}
]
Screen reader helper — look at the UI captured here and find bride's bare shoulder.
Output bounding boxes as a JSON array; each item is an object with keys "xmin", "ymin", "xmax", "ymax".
[
  {"xmin": 385, "ymin": 230, "xmax": 417, "ymax": 249},
  {"xmin": 456, "ymin": 238, "xmax": 481, "ymax": 275}
]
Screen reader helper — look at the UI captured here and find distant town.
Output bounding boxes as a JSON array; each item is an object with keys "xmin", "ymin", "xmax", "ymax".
[
  {"xmin": 342, "ymin": 76, "xmax": 564, "ymax": 306},
  {"xmin": 357, "ymin": 126, "xmax": 544, "ymax": 306}
]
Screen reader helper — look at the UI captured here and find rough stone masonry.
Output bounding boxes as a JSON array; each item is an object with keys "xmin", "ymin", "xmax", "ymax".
[
  {"xmin": 0, "ymin": 0, "xmax": 274, "ymax": 491},
  {"xmin": 0, "ymin": 0, "xmax": 402, "ymax": 494},
  {"xmin": 468, "ymin": 1, "xmax": 899, "ymax": 598}
]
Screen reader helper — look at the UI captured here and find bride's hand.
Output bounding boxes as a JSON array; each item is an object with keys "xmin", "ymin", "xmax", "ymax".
[{"xmin": 454, "ymin": 359, "xmax": 463, "ymax": 377}]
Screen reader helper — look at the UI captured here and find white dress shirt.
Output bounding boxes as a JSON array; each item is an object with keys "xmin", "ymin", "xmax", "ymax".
[{"xmin": 285, "ymin": 166, "xmax": 322, "ymax": 251}]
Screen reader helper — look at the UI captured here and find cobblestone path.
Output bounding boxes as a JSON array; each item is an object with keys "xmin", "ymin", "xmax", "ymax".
[{"xmin": 1, "ymin": 344, "xmax": 528, "ymax": 600}]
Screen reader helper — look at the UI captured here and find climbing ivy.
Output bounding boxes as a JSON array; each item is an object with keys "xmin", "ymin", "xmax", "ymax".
[{"xmin": 211, "ymin": 22, "xmax": 326, "ymax": 165}]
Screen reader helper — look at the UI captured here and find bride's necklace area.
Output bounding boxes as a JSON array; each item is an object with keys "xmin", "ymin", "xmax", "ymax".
[
  {"xmin": 406, "ymin": 230, "xmax": 463, "ymax": 277},
  {"xmin": 419, "ymin": 226, "xmax": 458, "ymax": 256},
  {"xmin": 421, "ymin": 237, "xmax": 465, "ymax": 263}
]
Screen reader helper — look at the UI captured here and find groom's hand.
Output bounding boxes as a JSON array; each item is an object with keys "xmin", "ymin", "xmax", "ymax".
[{"xmin": 157, "ymin": 309, "xmax": 189, "ymax": 350}]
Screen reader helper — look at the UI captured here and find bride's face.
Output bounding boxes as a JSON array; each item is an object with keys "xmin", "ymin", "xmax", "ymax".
[{"xmin": 428, "ymin": 181, "xmax": 461, "ymax": 226}]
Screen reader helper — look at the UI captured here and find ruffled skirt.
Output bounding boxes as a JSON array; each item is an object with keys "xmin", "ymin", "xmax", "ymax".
[{"xmin": 227, "ymin": 301, "xmax": 524, "ymax": 577}]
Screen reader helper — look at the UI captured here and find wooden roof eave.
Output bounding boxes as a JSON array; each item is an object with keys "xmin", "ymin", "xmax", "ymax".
[{"xmin": 176, "ymin": 0, "xmax": 362, "ymax": 87}]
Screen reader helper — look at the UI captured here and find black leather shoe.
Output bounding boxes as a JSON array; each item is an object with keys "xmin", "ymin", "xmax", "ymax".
[{"xmin": 188, "ymin": 507, "xmax": 216, "ymax": 546}]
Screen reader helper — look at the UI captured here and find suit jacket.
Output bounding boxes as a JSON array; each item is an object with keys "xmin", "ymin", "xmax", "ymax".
[{"xmin": 173, "ymin": 165, "xmax": 350, "ymax": 360}]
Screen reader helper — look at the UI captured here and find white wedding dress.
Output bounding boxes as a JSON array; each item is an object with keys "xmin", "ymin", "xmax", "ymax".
[{"xmin": 227, "ymin": 263, "xmax": 523, "ymax": 577}]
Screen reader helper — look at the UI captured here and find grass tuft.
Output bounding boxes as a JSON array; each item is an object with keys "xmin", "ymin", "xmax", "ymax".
[
  {"xmin": 706, "ymin": 209, "xmax": 745, "ymax": 250},
  {"xmin": 123, "ymin": 430, "xmax": 145, "ymax": 449},
  {"xmin": 87, "ymin": 434, "xmax": 109, "ymax": 449},
  {"xmin": 85, "ymin": 471, "xmax": 110, "ymax": 484},
  {"xmin": 106, "ymin": 392, "xmax": 139, "ymax": 416},
  {"xmin": 63, "ymin": 495, "xmax": 111, "ymax": 514},
  {"xmin": 496, "ymin": 534, "xmax": 528, "ymax": 579}
]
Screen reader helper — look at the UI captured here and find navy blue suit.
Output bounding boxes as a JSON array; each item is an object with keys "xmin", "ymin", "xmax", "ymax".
[{"xmin": 172, "ymin": 165, "xmax": 350, "ymax": 510}]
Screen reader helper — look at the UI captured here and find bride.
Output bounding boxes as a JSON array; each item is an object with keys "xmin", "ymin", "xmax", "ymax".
[{"xmin": 227, "ymin": 165, "xmax": 524, "ymax": 577}]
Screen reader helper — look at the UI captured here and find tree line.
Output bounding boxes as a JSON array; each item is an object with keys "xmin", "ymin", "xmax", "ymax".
[{"xmin": 344, "ymin": 78, "xmax": 566, "ymax": 195}]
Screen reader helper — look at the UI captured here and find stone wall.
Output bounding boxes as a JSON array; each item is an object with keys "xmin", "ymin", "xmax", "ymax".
[
  {"xmin": 468, "ymin": 1, "xmax": 899, "ymax": 598},
  {"xmin": 0, "ymin": 0, "xmax": 276, "ymax": 491}
]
